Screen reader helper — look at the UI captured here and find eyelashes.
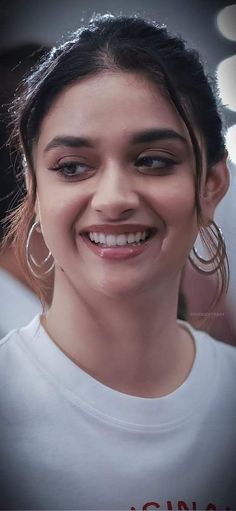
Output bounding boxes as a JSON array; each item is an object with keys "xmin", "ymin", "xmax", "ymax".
[
  {"xmin": 48, "ymin": 161, "xmax": 95, "ymax": 180},
  {"xmin": 48, "ymin": 155, "xmax": 178, "ymax": 181},
  {"xmin": 135, "ymin": 155, "xmax": 178, "ymax": 174}
]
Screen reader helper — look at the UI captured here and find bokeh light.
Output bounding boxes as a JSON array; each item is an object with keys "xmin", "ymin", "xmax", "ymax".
[
  {"xmin": 225, "ymin": 125, "xmax": 236, "ymax": 164},
  {"xmin": 217, "ymin": 55, "xmax": 236, "ymax": 112},
  {"xmin": 217, "ymin": 4, "xmax": 236, "ymax": 41}
]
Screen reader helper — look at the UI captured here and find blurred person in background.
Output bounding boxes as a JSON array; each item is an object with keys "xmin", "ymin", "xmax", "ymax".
[
  {"xmin": 182, "ymin": 157, "xmax": 236, "ymax": 346},
  {"xmin": 0, "ymin": 44, "xmax": 51, "ymax": 336}
]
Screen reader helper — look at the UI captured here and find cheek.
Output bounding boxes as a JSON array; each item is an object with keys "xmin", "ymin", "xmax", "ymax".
[
  {"xmin": 150, "ymin": 180, "xmax": 196, "ymax": 222},
  {"xmin": 36, "ymin": 193, "xmax": 81, "ymax": 256},
  {"xmin": 37, "ymin": 182, "xmax": 88, "ymax": 230}
]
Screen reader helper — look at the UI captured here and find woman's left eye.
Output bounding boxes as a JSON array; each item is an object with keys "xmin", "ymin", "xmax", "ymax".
[{"xmin": 135, "ymin": 155, "xmax": 177, "ymax": 174}]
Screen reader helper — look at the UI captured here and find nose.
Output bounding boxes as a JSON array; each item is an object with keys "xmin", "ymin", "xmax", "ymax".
[{"xmin": 91, "ymin": 164, "xmax": 140, "ymax": 220}]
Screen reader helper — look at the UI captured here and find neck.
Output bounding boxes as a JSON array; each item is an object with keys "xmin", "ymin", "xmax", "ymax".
[{"xmin": 43, "ymin": 270, "xmax": 195, "ymax": 398}]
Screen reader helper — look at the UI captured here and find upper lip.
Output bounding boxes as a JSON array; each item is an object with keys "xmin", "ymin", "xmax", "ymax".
[{"xmin": 80, "ymin": 224, "xmax": 157, "ymax": 234}]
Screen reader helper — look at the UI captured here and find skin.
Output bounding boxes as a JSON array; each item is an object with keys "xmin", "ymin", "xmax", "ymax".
[{"xmin": 33, "ymin": 71, "xmax": 228, "ymax": 397}]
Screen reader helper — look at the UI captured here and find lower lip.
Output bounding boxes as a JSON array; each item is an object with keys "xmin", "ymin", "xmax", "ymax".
[{"xmin": 81, "ymin": 234, "xmax": 156, "ymax": 260}]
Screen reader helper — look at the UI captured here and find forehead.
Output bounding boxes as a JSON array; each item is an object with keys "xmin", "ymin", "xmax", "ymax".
[{"xmin": 36, "ymin": 71, "xmax": 191, "ymax": 152}]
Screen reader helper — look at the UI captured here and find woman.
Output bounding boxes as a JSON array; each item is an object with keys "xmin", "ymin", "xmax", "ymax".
[{"xmin": 0, "ymin": 15, "xmax": 235, "ymax": 511}]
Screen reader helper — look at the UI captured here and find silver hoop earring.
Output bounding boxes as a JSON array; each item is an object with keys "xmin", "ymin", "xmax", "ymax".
[
  {"xmin": 188, "ymin": 221, "xmax": 226, "ymax": 275},
  {"xmin": 26, "ymin": 221, "xmax": 55, "ymax": 278}
]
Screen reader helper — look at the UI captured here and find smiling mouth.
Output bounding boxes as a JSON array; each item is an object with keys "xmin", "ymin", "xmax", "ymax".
[{"xmin": 84, "ymin": 229, "xmax": 156, "ymax": 247}]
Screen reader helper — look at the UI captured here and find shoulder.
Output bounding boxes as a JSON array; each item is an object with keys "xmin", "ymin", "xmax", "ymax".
[
  {"xmin": 0, "ymin": 268, "xmax": 41, "ymax": 336},
  {"xmin": 180, "ymin": 323, "xmax": 236, "ymax": 420},
  {"xmin": 0, "ymin": 315, "xmax": 41, "ymax": 365},
  {"xmin": 186, "ymin": 323, "xmax": 236, "ymax": 391},
  {"xmin": 0, "ymin": 315, "xmax": 43, "ymax": 421},
  {"xmin": 182, "ymin": 320, "xmax": 236, "ymax": 355},
  {"xmin": 180, "ymin": 320, "xmax": 236, "ymax": 382},
  {"xmin": 193, "ymin": 326, "xmax": 236, "ymax": 361},
  {"xmin": 0, "ymin": 315, "xmax": 42, "ymax": 396}
]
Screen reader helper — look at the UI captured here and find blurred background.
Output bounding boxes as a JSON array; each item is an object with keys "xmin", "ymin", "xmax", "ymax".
[{"xmin": 0, "ymin": 0, "xmax": 236, "ymax": 341}]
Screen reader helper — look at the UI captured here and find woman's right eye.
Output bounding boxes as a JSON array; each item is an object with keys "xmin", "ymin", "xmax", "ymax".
[{"xmin": 49, "ymin": 161, "xmax": 94, "ymax": 180}]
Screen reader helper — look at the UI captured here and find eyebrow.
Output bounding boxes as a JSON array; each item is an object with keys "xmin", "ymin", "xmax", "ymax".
[
  {"xmin": 130, "ymin": 129, "xmax": 187, "ymax": 145},
  {"xmin": 43, "ymin": 129, "xmax": 187, "ymax": 154},
  {"xmin": 44, "ymin": 135, "xmax": 94, "ymax": 154}
]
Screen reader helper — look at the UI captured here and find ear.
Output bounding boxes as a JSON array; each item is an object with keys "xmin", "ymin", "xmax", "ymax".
[
  {"xmin": 34, "ymin": 193, "xmax": 41, "ymax": 227},
  {"xmin": 24, "ymin": 161, "xmax": 40, "ymax": 222},
  {"xmin": 34, "ymin": 195, "xmax": 39, "ymax": 217},
  {"xmin": 200, "ymin": 153, "xmax": 229, "ymax": 224}
]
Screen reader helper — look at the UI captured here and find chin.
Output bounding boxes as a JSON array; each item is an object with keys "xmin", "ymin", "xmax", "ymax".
[{"xmin": 92, "ymin": 272, "xmax": 158, "ymax": 300}]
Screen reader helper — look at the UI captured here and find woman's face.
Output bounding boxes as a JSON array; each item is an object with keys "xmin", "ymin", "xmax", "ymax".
[{"xmin": 33, "ymin": 71, "xmax": 200, "ymax": 298}]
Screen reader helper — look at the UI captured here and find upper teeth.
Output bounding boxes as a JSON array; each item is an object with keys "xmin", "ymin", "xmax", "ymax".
[{"xmin": 88, "ymin": 231, "xmax": 148, "ymax": 246}]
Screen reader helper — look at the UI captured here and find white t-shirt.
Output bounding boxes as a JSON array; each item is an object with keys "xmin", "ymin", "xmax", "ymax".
[{"xmin": 0, "ymin": 315, "xmax": 235, "ymax": 510}]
